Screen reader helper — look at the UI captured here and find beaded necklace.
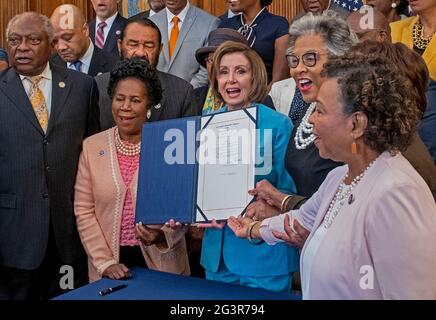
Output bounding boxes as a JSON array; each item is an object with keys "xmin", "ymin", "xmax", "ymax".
[
  {"xmin": 294, "ymin": 102, "xmax": 316, "ymax": 150},
  {"xmin": 323, "ymin": 157, "xmax": 378, "ymax": 228},
  {"xmin": 114, "ymin": 127, "xmax": 141, "ymax": 156}
]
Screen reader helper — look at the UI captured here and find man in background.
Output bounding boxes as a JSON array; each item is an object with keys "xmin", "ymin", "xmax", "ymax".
[
  {"xmin": 96, "ymin": 17, "xmax": 198, "ymax": 130},
  {"xmin": 51, "ymin": 4, "xmax": 119, "ymax": 76},
  {"xmin": 149, "ymin": 0, "xmax": 220, "ymax": 88},
  {"xmin": 129, "ymin": 0, "xmax": 166, "ymax": 20},
  {"xmin": 347, "ymin": 5, "xmax": 391, "ymax": 42},
  {"xmin": 89, "ymin": 0, "xmax": 127, "ymax": 57}
]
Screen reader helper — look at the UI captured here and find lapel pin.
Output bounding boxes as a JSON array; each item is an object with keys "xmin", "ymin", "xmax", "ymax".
[
  {"xmin": 99, "ymin": 150, "xmax": 105, "ymax": 156},
  {"xmin": 58, "ymin": 81, "xmax": 66, "ymax": 88},
  {"xmin": 116, "ymin": 30, "xmax": 121, "ymax": 36}
]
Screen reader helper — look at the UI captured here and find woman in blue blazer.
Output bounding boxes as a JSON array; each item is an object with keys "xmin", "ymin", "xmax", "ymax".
[{"xmin": 199, "ymin": 41, "xmax": 298, "ymax": 292}]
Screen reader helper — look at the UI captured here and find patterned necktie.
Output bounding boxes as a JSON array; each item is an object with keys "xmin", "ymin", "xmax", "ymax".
[
  {"xmin": 169, "ymin": 16, "xmax": 179, "ymax": 58},
  {"xmin": 288, "ymin": 88, "xmax": 310, "ymax": 124},
  {"xmin": 71, "ymin": 60, "xmax": 82, "ymax": 72},
  {"xmin": 95, "ymin": 21, "xmax": 107, "ymax": 49},
  {"xmin": 27, "ymin": 75, "xmax": 49, "ymax": 132}
]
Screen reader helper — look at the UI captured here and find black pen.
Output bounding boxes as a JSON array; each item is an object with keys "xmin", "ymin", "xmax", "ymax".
[{"xmin": 98, "ymin": 284, "xmax": 128, "ymax": 296}]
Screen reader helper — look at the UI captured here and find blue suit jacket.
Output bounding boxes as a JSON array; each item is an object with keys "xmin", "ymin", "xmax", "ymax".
[
  {"xmin": 89, "ymin": 13, "xmax": 127, "ymax": 57},
  {"xmin": 420, "ymin": 80, "xmax": 436, "ymax": 163},
  {"xmin": 201, "ymin": 105, "xmax": 299, "ymax": 277}
]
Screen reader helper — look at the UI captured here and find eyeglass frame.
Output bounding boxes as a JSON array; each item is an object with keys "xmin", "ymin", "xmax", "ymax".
[{"xmin": 286, "ymin": 51, "xmax": 329, "ymax": 69}]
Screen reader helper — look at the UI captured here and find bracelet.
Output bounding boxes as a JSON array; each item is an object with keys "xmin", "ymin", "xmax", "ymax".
[
  {"xmin": 280, "ymin": 195, "xmax": 293, "ymax": 213},
  {"xmin": 247, "ymin": 221, "xmax": 263, "ymax": 244}
]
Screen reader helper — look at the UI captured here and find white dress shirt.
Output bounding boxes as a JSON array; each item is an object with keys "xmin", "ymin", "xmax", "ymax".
[
  {"xmin": 166, "ymin": 2, "xmax": 190, "ymax": 39},
  {"xmin": 95, "ymin": 12, "xmax": 118, "ymax": 45},
  {"xmin": 20, "ymin": 63, "xmax": 53, "ymax": 116},
  {"xmin": 67, "ymin": 40, "xmax": 94, "ymax": 75}
]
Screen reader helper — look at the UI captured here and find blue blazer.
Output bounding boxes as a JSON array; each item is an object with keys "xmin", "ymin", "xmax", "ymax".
[
  {"xmin": 89, "ymin": 13, "xmax": 127, "ymax": 57},
  {"xmin": 201, "ymin": 105, "xmax": 299, "ymax": 277},
  {"xmin": 420, "ymin": 79, "xmax": 436, "ymax": 163}
]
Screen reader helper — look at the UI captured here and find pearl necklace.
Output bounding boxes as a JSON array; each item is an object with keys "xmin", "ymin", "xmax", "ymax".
[
  {"xmin": 323, "ymin": 158, "xmax": 377, "ymax": 228},
  {"xmin": 114, "ymin": 127, "xmax": 141, "ymax": 156},
  {"xmin": 294, "ymin": 102, "xmax": 316, "ymax": 150}
]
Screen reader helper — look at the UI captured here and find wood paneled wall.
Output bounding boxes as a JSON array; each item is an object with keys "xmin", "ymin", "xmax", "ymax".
[
  {"xmin": 1, "ymin": 0, "xmax": 304, "ymax": 48},
  {"xmin": 0, "ymin": 0, "xmax": 95, "ymax": 48}
]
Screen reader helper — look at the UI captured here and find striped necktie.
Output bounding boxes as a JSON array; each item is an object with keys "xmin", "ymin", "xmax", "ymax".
[
  {"xmin": 27, "ymin": 75, "xmax": 49, "ymax": 132},
  {"xmin": 95, "ymin": 21, "xmax": 107, "ymax": 49}
]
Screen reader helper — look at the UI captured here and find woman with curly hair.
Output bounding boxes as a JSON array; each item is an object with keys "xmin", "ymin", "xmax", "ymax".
[
  {"xmin": 348, "ymin": 41, "xmax": 436, "ymax": 198},
  {"xmin": 228, "ymin": 54, "xmax": 436, "ymax": 299},
  {"xmin": 219, "ymin": 0, "xmax": 290, "ymax": 83},
  {"xmin": 74, "ymin": 58, "xmax": 190, "ymax": 282}
]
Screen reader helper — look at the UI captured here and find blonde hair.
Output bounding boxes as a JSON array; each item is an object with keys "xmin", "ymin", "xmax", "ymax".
[{"xmin": 210, "ymin": 41, "xmax": 268, "ymax": 105}]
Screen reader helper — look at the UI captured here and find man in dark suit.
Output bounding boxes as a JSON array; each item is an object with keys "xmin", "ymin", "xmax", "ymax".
[
  {"xmin": 129, "ymin": 0, "xmax": 165, "ymax": 20},
  {"xmin": 89, "ymin": 0, "xmax": 127, "ymax": 57},
  {"xmin": 96, "ymin": 18, "xmax": 199, "ymax": 130},
  {"xmin": 50, "ymin": 4, "xmax": 118, "ymax": 77},
  {"xmin": 0, "ymin": 12, "xmax": 100, "ymax": 300}
]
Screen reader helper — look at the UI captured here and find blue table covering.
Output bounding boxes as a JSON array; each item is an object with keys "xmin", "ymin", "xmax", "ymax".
[{"xmin": 55, "ymin": 267, "xmax": 300, "ymax": 300}]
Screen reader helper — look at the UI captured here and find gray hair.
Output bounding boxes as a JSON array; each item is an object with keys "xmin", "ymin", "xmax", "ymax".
[
  {"xmin": 6, "ymin": 12, "xmax": 55, "ymax": 43},
  {"xmin": 288, "ymin": 10, "xmax": 357, "ymax": 56}
]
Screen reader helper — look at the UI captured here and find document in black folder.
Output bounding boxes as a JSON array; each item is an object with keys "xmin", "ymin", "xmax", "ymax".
[{"xmin": 135, "ymin": 107, "xmax": 257, "ymax": 224}]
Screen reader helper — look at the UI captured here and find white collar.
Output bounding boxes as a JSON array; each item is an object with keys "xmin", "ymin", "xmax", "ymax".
[
  {"xmin": 240, "ymin": 6, "xmax": 266, "ymax": 27},
  {"xmin": 150, "ymin": 9, "xmax": 157, "ymax": 17},
  {"xmin": 96, "ymin": 11, "xmax": 118, "ymax": 30},
  {"xmin": 68, "ymin": 40, "xmax": 94, "ymax": 69},
  {"xmin": 166, "ymin": 1, "xmax": 190, "ymax": 24},
  {"xmin": 19, "ymin": 62, "xmax": 52, "ymax": 81}
]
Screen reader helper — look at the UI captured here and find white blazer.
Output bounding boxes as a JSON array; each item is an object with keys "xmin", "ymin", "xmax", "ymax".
[{"xmin": 268, "ymin": 78, "xmax": 296, "ymax": 117}]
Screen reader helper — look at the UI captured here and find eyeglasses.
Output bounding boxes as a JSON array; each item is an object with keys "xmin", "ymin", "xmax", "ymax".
[{"xmin": 286, "ymin": 52, "xmax": 327, "ymax": 68}]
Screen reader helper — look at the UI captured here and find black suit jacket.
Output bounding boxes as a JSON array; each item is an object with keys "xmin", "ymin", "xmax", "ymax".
[
  {"xmin": 96, "ymin": 70, "xmax": 199, "ymax": 130},
  {"xmin": 0, "ymin": 64, "xmax": 100, "ymax": 270},
  {"xmin": 89, "ymin": 13, "xmax": 127, "ymax": 57},
  {"xmin": 128, "ymin": 10, "xmax": 150, "ymax": 21},
  {"xmin": 51, "ymin": 46, "xmax": 119, "ymax": 77}
]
